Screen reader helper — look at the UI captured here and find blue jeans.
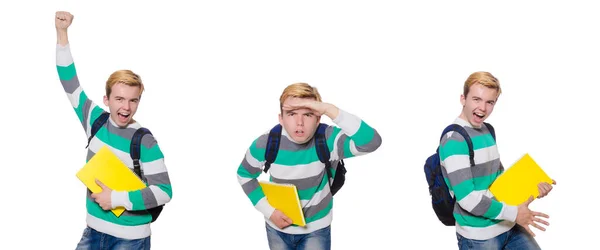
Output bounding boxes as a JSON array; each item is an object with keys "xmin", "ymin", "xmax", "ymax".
[
  {"xmin": 266, "ymin": 223, "xmax": 331, "ymax": 250},
  {"xmin": 75, "ymin": 227, "xmax": 151, "ymax": 250},
  {"xmin": 457, "ymin": 225, "xmax": 541, "ymax": 250}
]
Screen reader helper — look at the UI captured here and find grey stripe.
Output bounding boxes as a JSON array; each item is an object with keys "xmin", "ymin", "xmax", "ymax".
[
  {"xmin": 355, "ymin": 130, "xmax": 382, "ymax": 153},
  {"xmin": 86, "ymin": 149, "xmax": 95, "ymax": 162},
  {"xmin": 336, "ymin": 134, "xmax": 348, "ymax": 158},
  {"xmin": 140, "ymin": 135, "xmax": 157, "ymax": 149},
  {"xmin": 255, "ymin": 134, "xmax": 269, "ymax": 149},
  {"xmin": 440, "ymin": 125, "xmax": 494, "ymax": 147},
  {"xmin": 303, "ymin": 192, "xmax": 332, "ymax": 218},
  {"xmin": 60, "ymin": 75, "xmax": 81, "ymax": 94},
  {"xmin": 279, "ymin": 135, "xmax": 315, "ymax": 151},
  {"xmin": 82, "ymin": 99, "xmax": 93, "ymax": 131},
  {"xmin": 464, "ymin": 126, "xmax": 492, "ymax": 138},
  {"xmin": 440, "ymin": 131, "xmax": 467, "ymax": 147},
  {"xmin": 141, "ymin": 187, "xmax": 158, "ymax": 208},
  {"xmin": 469, "ymin": 196, "xmax": 493, "ymax": 216},
  {"xmin": 453, "ymin": 195, "xmax": 496, "ymax": 217},
  {"xmin": 271, "ymin": 170, "xmax": 326, "ymax": 191},
  {"xmin": 145, "ymin": 172, "xmax": 171, "ymax": 186},
  {"xmin": 105, "ymin": 125, "xmax": 156, "ymax": 149},
  {"xmin": 446, "ymin": 159, "xmax": 502, "ymax": 185},
  {"xmin": 241, "ymin": 157, "xmax": 262, "ymax": 176},
  {"xmin": 242, "ymin": 180, "xmax": 260, "ymax": 196}
]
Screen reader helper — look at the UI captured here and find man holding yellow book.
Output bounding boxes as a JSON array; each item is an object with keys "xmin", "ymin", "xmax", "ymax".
[
  {"xmin": 236, "ymin": 83, "xmax": 382, "ymax": 250},
  {"xmin": 438, "ymin": 72, "xmax": 556, "ymax": 249},
  {"xmin": 55, "ymin": 11, "xmax": 173, "ymax": 250}
]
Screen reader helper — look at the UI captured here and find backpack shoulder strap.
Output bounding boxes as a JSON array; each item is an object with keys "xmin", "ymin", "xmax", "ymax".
[
  {"xmin": 483, "ymin": 122, "xmax": 496, "ymax": 141},
  {"xmin": 440, "ymin": 124, "xmax": 475, "ymax": 166},
  {"xmin": 314, "ymin": 123, "xmax": 330, "ymax": 164},
  {"xmin": 264, "ymin": 124, "xmax": 282, "ymax": 173},
  {"xmin": 314, "ymin": 123, "xmax": 335, "ymax": 186},
  {"xmin": 86, "ymin": 112, "xmax": 110, "ymax": 148},
  {"xmin": 131, "ymin": 127, "xmax": 153, "ymax": 180}
]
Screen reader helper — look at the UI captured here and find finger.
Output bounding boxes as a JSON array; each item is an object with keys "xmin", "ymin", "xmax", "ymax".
[
  {"xmin": 532, "ymin": 211, "xmax": 549, "ymax": 218},
  {"xmin": 91, "ymin": 193, "xmax": 97, "ymax": 199},
  {"xmin": 284, "ymin": 216, "xmax": 293, "ymax": 225},
  {"xmin": 533, "ymin": 217, "xmax": 550, "ymax": 226},
  {"xmin": 524, "ymin": 226, "xmax": 536, "ymax": 237},
  {"xmin": 531, "ymin": 222, "xmax": 546, "ymax": 232},
  {"xmin": 95, "ymin": 179, "xmax": 107, "ymax": 189},
  {"xmin": 525, "ymin": 196, "xmax": 534, "ymax": 205}
]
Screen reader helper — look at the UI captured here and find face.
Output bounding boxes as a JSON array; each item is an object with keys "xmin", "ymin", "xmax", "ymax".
[
  {"xmin": 103, "ymin": 83, "xmax": 141, "ymax": 128},
  {"xmin": 279, "ymin": 97, "xmax": 321, "ymax": 144},
  {"xmin": 460, "ymin": 83, "xmax": 498, "ymax": 128}
]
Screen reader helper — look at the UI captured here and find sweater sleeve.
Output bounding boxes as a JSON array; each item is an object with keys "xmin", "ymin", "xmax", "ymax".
[
  {"xmin": 236, "ymin": 134, "xmax": 276, "ymax": 219},
  {"xmin": 56, "ymin": 44, "xmax": 106, "ymax": 137},
  {"xmin": 326, "ymin": 109, "xmax": 382, "ymax": 161}
]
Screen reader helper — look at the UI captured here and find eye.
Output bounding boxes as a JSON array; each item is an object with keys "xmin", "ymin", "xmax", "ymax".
[{"xmin": 304, "ymin": 113, "xmax": 312, "ymax": 117}]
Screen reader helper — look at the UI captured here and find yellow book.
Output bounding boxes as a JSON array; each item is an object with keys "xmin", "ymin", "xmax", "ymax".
[
  {"xmin": 490, "ymin": 153, "xmax": 553, "ymax": 206},
  {"xmin": 76, "ymin": 145, "xmax": 147, "ymax": 217},
  {"xmin": 259, "ymin": 181, "xmax": 306, "ymax": 227}
]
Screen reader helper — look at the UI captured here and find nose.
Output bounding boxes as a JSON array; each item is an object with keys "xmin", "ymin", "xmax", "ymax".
[
  {"xmin": 295, "ymin": 115, "xmax": 304, "ymax": 126},
  {"xmin": 123, "ymin": 101, "xmax": 131, "ymax": 111},
  {"xmin": 478, "ymin": 101, "xmax": 487, "ymax": 112}
]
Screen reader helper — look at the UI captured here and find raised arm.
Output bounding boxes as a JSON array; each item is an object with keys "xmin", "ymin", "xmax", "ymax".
[{"xmin": 55, "ymin": 11, "xmax": 106, "ymax": 136}]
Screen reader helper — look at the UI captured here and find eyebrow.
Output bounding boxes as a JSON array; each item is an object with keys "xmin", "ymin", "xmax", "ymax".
[{"xmin": 114, "ymin": 96, "xmax": 139, "ymax": 101}]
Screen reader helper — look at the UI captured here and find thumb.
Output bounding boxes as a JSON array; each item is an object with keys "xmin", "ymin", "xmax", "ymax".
[
  {"xmin": 526, "ymin": 195, "xmax": 534, "ymax": 205},
  {"xmin": 283, "ymin": 216, "xmax": 293, "ymax": 225},
  {"xmin": 95, "ymin": 179, "xmax": 107, "ymax": 189}
]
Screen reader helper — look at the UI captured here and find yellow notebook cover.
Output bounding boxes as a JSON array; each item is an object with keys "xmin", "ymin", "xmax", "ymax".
[
  {"xmin": 490, "ymin": 153, "xmax": 553, "ymax": 206},
  {"xmin": 259, "ymin": 181, "xmax": 306, "ymax": 227},
  {"xmin": 76, "ymin": 145, "xmax": 147, "ymax": 217}
]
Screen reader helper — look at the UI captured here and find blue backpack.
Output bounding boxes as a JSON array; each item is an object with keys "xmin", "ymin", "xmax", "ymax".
[
  {"xmin": 86, "ymin": 112, "xmax": 164, "ymax": 222},
  {"xmin": 263, "ymin": 123, "xmax": 347, "ymax": 196},
  {"xmin": 424, "ymin": 122, "xmax": 495, "ymax": 226}
]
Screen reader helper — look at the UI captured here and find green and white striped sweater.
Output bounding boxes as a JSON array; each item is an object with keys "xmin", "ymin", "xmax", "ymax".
[
  {"xmin": 439, "ymin": 117, "xmax": 518, "ymax": 240},
  {"xmin": 237, "ymin": 111, "xmax": 381, "ymax": 234},
  {"xmin": 56, "ymin": 44, "xmax": 172, "ymax": 240}
]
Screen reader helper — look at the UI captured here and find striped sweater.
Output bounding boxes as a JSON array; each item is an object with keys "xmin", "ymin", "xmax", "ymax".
[
  {"xmin": 439, "ymin": 117, "xmax": 518, "ymax": 240},
  {"xmin": 237, "ymin": 110, "xmax": 381, "ymax": 234},
  {"xmin": 56, "ymin": 44, "xmax": 172, "ymax": 240}
]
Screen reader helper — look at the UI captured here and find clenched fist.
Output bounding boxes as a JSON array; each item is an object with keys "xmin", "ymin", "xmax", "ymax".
[{"xmin": 55, "ymin": 11, "xmax": 73, "ymax": 31}]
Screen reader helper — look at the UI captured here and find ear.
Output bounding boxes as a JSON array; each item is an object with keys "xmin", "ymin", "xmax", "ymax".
[
  {"xmin": 460, "ymin": 94, "xmax": 466, "ymax": 107},
  {"xmin": 278, "ymin": 113, "xmax": 283, "ymax": 126},
  {"xmin": 103, "ymin": 95, "xmax": 109, "ymax": 106}
]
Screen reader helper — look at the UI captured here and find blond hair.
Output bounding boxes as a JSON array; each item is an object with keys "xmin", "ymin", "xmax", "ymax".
[
  {"xmin": 463, "ymin": 71, "xmax": 501, "ymax": 97},
  {"xmin": 279, "ymin": 83, "xmax": 322, "ymax": 112},
  {"xmin": 105, "ymin": 70, "xmax": 144, "ymax": 97}
]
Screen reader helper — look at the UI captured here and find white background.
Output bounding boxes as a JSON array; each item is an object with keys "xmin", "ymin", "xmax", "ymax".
[{"xmin": 1, "ymin": 0, "xmax": 597, "ymax": 249}]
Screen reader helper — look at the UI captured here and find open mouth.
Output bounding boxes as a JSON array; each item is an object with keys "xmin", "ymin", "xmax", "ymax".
[
  {"xmin": 118, "ymin": 112, "xmax": 130, "ymax": 122},
  {"xmin": 473, "ymin": 112, "xmax": 485, "ymax": 123},
  {"xmin": 295, "ymin": 130, "xmax": 305, "ymax": 137}
]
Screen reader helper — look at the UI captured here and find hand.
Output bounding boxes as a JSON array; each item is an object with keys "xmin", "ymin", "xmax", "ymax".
[
  {"xmin": 282, "ymin": 97, "xmax": 339, "ymax": 119},
  {"xmin": 55, "ymin": 11, "xmax": 73, "ymax": 31},
  {"xmin": 515, "ymin": 196, "xmax": 550, "ymax": 237},
  {"xmin": 537, "ymin": 179, "xmax": 556, "ymax": 198},
  {"xmin": 269, "ymin": 209, "xmax": 293, "ymax": 229},
  {"xmin": 90, "ymin": 179, "xmax": 113, "ymax": 210}
]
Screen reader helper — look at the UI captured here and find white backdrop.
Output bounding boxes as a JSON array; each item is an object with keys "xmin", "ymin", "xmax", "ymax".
[{"xmin": 1, "ymin": 0, "xmax": 597, "ymax": 249}]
